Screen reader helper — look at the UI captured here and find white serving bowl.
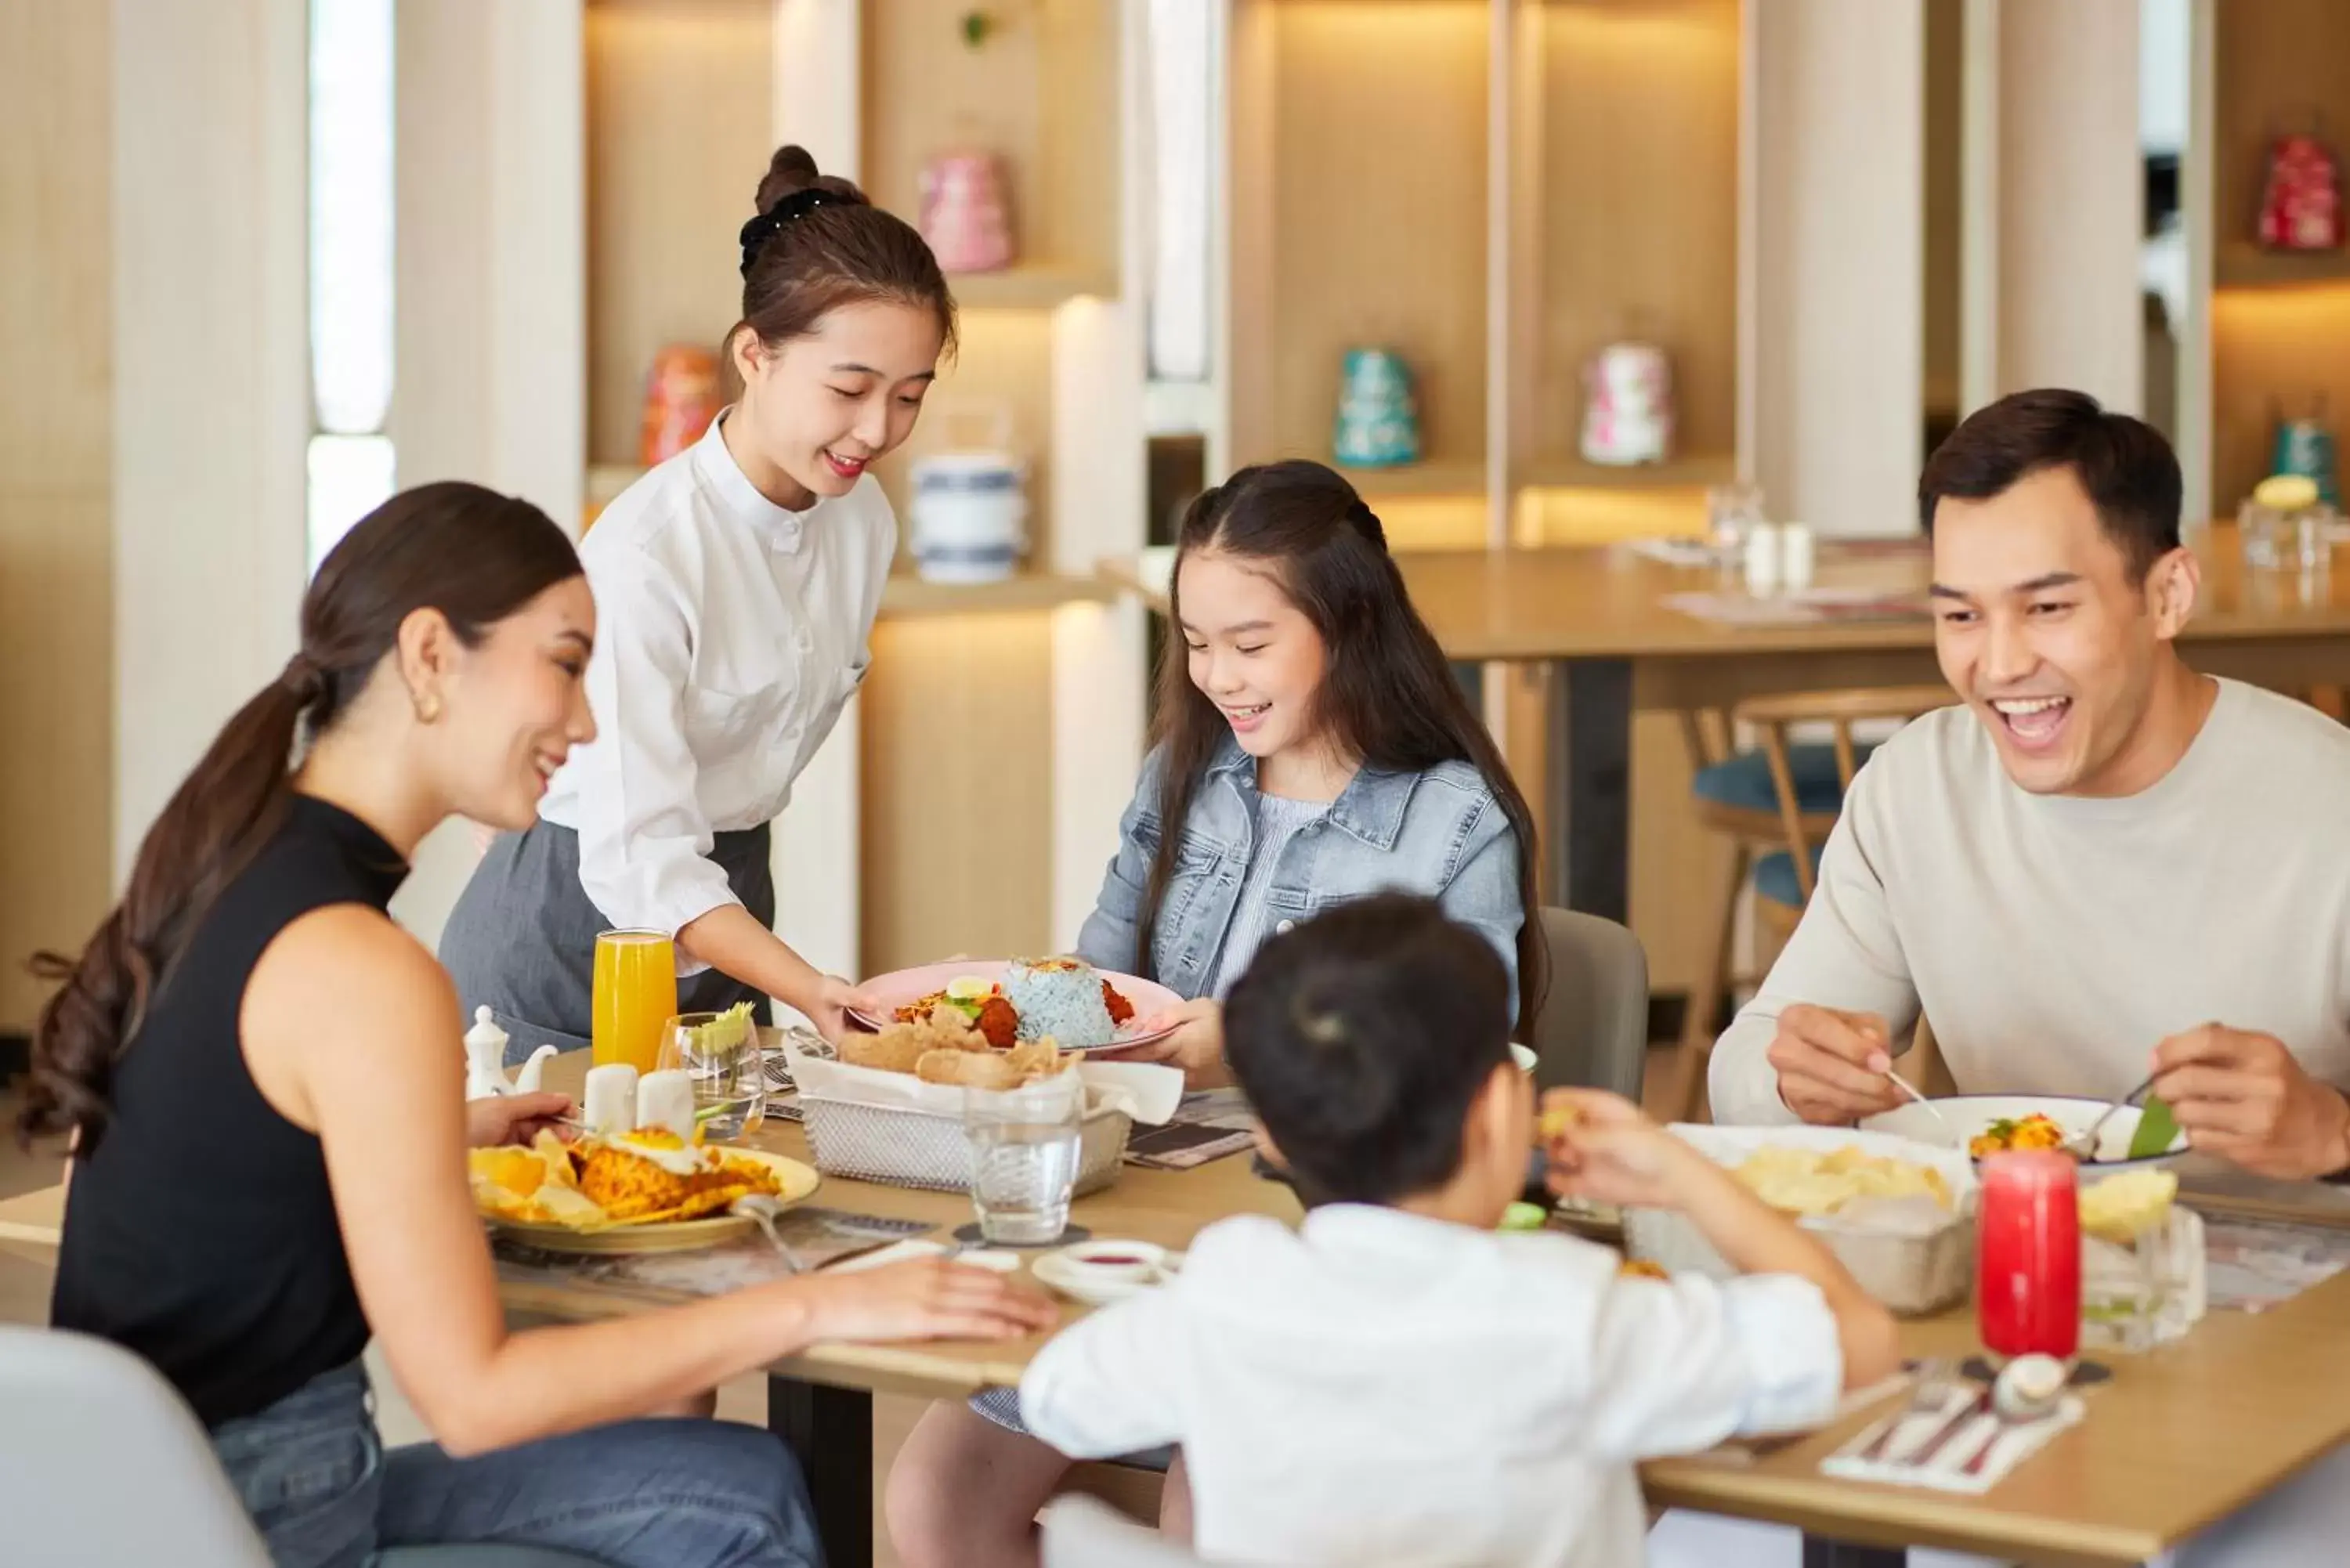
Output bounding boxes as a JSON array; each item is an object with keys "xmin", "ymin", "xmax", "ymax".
[{"xmin": 1862, "ymin": 1093, "xmax": 2187, "ymax": 1171}]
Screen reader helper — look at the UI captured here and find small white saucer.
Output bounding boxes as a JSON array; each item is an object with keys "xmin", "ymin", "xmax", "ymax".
[{"xmin": 1031, "ymin": 1243, "xmax": 1184, "ymax": 1306}]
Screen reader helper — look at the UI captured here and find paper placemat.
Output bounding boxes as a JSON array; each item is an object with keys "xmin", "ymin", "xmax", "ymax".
[{"xmin": 1822, "ymin": 1387, "xmax": 2082, "ymax": 1494}]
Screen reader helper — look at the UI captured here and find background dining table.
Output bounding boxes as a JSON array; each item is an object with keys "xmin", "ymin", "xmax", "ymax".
[
  {"xmin": 13, "ymin": 1058, "xmax": 2350, "ymax": 1566},
  {"xmin": 1104, "ymin": 526, "xmax": 2350, "ymax": 927}
]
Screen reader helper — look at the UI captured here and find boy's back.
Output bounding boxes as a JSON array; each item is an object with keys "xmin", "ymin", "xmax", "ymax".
[{"xmin": 1021, "ymin": 1205, "xmax": 1841, "ymax": 1567}]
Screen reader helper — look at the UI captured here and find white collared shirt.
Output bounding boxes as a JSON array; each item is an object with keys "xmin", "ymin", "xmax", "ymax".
[
  {"xmin": 538, "ymin": 414, "xmax": 895, "ymax": 955},
  {"xmin": 1021, "ymin": 1205, "xmax": 1842, "ymax": 1568}
]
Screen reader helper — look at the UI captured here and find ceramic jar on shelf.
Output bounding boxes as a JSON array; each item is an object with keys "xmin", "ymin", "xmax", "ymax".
[
  {"xmin": 909, "ymin": 406, "xmax": 1029, "ymax": 584},
  {"xmin": 920, "ymin": 150, "xmax": 1016, "ymax": 273},
  {"xmin": 1332, "ymin": 348, "xmax": 1422, "ymax": 469},
  {"xmin": 1580, "ymin": 341, "xmax": 1675, "ymax": 468}
]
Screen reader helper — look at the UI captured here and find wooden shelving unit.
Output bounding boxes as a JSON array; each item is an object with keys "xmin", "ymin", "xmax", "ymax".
[
  {"xmin": 2208, "ymin": 0, "xmax": 2350, "ymax": 516},
  {"xmin": 877, "ymin": 571, "xmax": 1118, "ymax": 620},
  {"xmin": 2216, "ymin": 242, "xmax": 2350, "ymax": 293},
  {"xmin": 1219, "ymin": 0, "xmax": 1744, "ymax": 552}
]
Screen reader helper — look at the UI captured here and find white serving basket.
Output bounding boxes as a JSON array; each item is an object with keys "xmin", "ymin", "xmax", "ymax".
[
  {"xmin": 1622, "ymin": 1123, "xmax": 1979, "ymax": 1317},
  {"xmin": 780, "ymin": 1034, "xmax": 1181, "ymax": 1196}
]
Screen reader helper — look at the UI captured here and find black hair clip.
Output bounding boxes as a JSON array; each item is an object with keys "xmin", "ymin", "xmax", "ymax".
[{"xmin": 739, "ymin": 186, "xmax": 843, "ymax": 277}]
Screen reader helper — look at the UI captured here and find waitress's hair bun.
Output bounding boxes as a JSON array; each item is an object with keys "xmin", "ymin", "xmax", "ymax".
[
  {"xmin": 733, "ymin": 143, "xmax": 956, "ymax": 359},
  {"xmin": 754, "ymin": 144, "xmax": 868, "ymax": 212}
]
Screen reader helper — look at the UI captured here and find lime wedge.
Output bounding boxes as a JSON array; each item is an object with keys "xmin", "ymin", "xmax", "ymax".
[
  {"xmin": 945, "ymin": 977, "xmax": 992, "ymax": 1003},
  {"xmin": 1499, "ymin": 1201, "xmax": 1548, "ymax": 1232},
  {"xmin": 2128, "ymin": 1095, "xmax": 2181, "ymax": 1161}
]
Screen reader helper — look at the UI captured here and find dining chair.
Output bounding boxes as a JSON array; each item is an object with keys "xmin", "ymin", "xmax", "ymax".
[
  {"xmin": 0, "ymin": 1324, "xmax": 610, "ymax": 1568},
  {"xmin": 1674, "ymin": 706, "xmax": 1878, "ymax": 1117},
  {"xmin": 1531, "ymin": 906, "xmax": 1650, "ymax": 1104},
  {"xmin": 1041, "ymin": 1493, "xmax": 1212, "ymax": 1567},
  {"xmin": 1679, "ymin": 684, "xmax": 1955, "ymax": 1116}
]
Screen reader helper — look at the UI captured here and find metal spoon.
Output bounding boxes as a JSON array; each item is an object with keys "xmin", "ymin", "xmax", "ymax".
[
  {"xmin": 2066, "ymin": 1071, "xmax": 2158, "ymax": 1162},
  {"xmin": 730, "ymin": 1194, "xmax": 804, "ymax": 1274}
]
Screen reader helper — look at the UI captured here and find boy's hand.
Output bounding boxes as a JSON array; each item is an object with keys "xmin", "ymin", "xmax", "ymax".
[{"xmin": 1540, "ymin": 1089, "xmax": 1704, "ymax": 1211}]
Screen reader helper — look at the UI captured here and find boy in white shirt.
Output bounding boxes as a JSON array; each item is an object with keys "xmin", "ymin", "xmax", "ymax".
[{"xmin": 1018, "ymin": 894, "xmax": 1900, "ymax": 1566}]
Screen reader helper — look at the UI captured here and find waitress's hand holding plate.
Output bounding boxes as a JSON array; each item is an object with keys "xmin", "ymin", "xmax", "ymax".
[
  {"xmin": 2149, "ymin": 1022, "xmax": 2350, "ymax": 1180},
  {"xmin": 796, "ymin": 1256, "xmax": 1061, "ymax": 1345},
  {"xmin": 807, "ymin": 974, "xmax": 883, "ymax": 1046},
  {"xmin": 1767, "ymin": 1003, "xmax": 1906, "ymax": 1125}
]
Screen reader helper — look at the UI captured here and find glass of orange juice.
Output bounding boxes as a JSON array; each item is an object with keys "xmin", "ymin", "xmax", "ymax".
[{"xmin": 591, "ymin": 929, "xmax": 678, "ymax": 1075}]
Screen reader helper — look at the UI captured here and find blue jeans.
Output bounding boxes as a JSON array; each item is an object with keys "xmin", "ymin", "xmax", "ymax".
[{"xmin": 210, "ymin": 1363, "xmax": 822, "ymax": 1568}]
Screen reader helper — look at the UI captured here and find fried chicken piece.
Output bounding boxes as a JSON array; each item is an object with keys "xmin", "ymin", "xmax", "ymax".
[{"xmin": 974, "ymin": 995, "xmax": 1020, "ymax": 1049}]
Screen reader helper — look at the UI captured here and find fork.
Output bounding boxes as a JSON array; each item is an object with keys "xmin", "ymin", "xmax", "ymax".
[
  {"xmin": 2066, "ymin": 1071, "xmax": 2158, "ymax": 1162},
  {"xmin": 1856, "ymin": 1357, "xmax": 1953, "ymax": 1464},
  {"xmin": 731, "ymin": 1194, "xmax": 804, "ymax": 1274}
]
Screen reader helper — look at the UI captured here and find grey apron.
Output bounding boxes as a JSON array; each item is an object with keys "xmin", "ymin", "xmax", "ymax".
[{"xmin": 439, "ymin": 820, "xmax": 774, "ymax": 1066}]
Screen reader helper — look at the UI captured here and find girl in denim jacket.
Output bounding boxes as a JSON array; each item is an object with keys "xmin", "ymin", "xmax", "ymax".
[{"xmin": 886, "ymin": 458, "xmax": 1547, "ymax": 1568}]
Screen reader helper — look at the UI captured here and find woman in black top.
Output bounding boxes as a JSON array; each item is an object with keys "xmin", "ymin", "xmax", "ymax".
[{"xmin": 22, "ymin": 484, "xmax": 1054, "ymax": 1568}]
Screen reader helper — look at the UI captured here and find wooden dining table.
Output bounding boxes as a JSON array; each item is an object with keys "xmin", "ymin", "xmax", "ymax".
[
  {"xmin": 1104, "ymin": 528, "xmax": 2350, "ymax": 926},
  {"xmin": 11, "ymin": 1082, "xmax": 2350, "ymax": 1568}
]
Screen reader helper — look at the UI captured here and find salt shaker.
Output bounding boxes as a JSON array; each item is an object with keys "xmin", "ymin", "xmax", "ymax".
[
  {"xmin": 1744, "ymin": 523, "xmax": 1784, "ymax": 594},
  {"xmin": 1780, "ymin": 523, "xmax": 1816, "ymax": 589},
  {"xmin": 583, "ymin": 1063, "xmax": 639, "ymax": 1136},
  {"xmin": 636, "ymin": 1069, "xmax": 699, "ymax": 1141}
]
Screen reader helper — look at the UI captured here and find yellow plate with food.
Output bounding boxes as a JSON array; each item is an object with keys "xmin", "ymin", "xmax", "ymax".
[{"xmin": 472, "ymin": 1129, "xmax": 820, "ymax": 1255}]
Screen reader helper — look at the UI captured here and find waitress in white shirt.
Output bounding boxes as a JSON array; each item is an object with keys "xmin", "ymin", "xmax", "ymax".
[{"xmin": 443, "ymin": 144, "xmax": 952, "ymax": 1048}]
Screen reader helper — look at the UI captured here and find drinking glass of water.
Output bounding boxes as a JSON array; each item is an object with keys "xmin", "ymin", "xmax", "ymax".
[
  {"xmin": 963, "ymin": 1076, "xmax": 1085, "ymax": 1245},
  {"xmin": 656, "ymin": 1013, "xmax": 766, "ymax": 1142}
]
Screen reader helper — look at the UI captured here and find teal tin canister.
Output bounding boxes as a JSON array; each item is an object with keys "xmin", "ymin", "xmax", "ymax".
[
  {"xmin": 1332, "ymin": 348, "xmax": 1423, "ymax": 469},
  {"xmin": 2272, "ymin": 405, "xmax": 2341, "ymax": 508}
]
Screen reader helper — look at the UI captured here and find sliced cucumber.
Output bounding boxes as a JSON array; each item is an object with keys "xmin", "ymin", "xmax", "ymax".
[{"xmin": 2128, "ymin": 1095, "xmax": 2182, "ymax": 1161}]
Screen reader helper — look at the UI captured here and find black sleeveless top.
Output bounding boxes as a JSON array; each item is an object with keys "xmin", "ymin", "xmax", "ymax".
[{"xmin": 51, "ymin": 795, "xmax": 408, "ymax": 1428}]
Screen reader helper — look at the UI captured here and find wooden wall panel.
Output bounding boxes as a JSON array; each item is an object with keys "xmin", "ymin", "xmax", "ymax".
[
  {"xmin": 860, "ymin": 0, "xmax": 1118, "ymax": 289},
  {"xmin": 859, "ymin": 614, "xmax": 1057, "ymax": 972},
  {"xmin": 1530, "ymin": 0, "xmax": 1740, "ymax": 475},
  {"xmin": 1232, "ymin": 1, "xmax": 1490, "ymax": 473},
  {"xmin": 584, "ymin": 0, "xmax": 774, "ymax": 468}
]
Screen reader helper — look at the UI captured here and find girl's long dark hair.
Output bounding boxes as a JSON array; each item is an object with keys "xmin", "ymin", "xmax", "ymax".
[
  {"xmin": 18, "ymin": 482, "xmax": 583, "ymax": 1154},
  {"xmin": 1138, "ymin": 461, "xmax": 1548, "ymax": 1035}
]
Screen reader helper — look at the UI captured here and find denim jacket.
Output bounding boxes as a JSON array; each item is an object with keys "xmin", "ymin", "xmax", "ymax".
[{"xmin": 1075, "ymin": 737, "xmax": 1525, "ymax": 1022}]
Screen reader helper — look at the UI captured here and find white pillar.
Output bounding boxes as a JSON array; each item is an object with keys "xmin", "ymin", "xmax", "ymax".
[
  {"xmin": 1961, "ymin": 0, "xmax": 2144, "ymax": 414},
  {"xmin": 112, "ymin": 0, "xmax": 311, "ymax": 880},
  {"xmin": 389, "ymin": 0, "xmax": 588, "ymax": 948},
  {"xmin": 1745, "ymin": 0, "xmax": 1927, "ymax": 538}
]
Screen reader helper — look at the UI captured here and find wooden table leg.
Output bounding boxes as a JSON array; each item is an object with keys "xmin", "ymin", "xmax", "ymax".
[
  {"xmin": 1801, "ymin": 1534, "xmax": 1906, "ymax": 1568},
  {"xmin": 769, "ymin": 1375, "xmax": 873, "ymax": 1568},
  {"xmin": 1547, "ymin": 657, "xmax": 1633, "ymax": 923}
]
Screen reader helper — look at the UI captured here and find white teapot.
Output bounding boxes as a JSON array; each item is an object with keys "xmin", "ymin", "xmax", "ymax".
[{"xmin": 462, "ymin": 1006, "xmax": 560, "ymax": 1101}]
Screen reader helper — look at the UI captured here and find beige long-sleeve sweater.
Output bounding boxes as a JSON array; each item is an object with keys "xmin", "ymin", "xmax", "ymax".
[{"xmin": 1709, "ymin": 678, "xmax": 2350, "ymax": 1126}]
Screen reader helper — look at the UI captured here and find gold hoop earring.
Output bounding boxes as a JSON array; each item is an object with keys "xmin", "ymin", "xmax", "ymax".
[{"xmin": 414, "ymin": 692, "xmax": 443, "ymax": 724}]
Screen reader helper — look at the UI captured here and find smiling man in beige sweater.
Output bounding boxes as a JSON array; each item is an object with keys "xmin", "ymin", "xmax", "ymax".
[
  {"xmin": 1708, "ymin": 389, "xmax": 2350, "ymax": 1187},
  {"xmin": 1677, "ymin": 389, "xmax": 2350, "ymax": 1568}
]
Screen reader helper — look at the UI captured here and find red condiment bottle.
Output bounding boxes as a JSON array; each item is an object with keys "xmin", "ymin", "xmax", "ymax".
[{"xmin": 1976, "ymin": 1151, "xmax": 2081, "ymax": 1362}]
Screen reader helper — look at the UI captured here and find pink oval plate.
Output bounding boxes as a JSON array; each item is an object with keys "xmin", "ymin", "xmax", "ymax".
[{"xmin": 846, "ymin": 959, "xmax": 1185, "ymax": 1053}]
